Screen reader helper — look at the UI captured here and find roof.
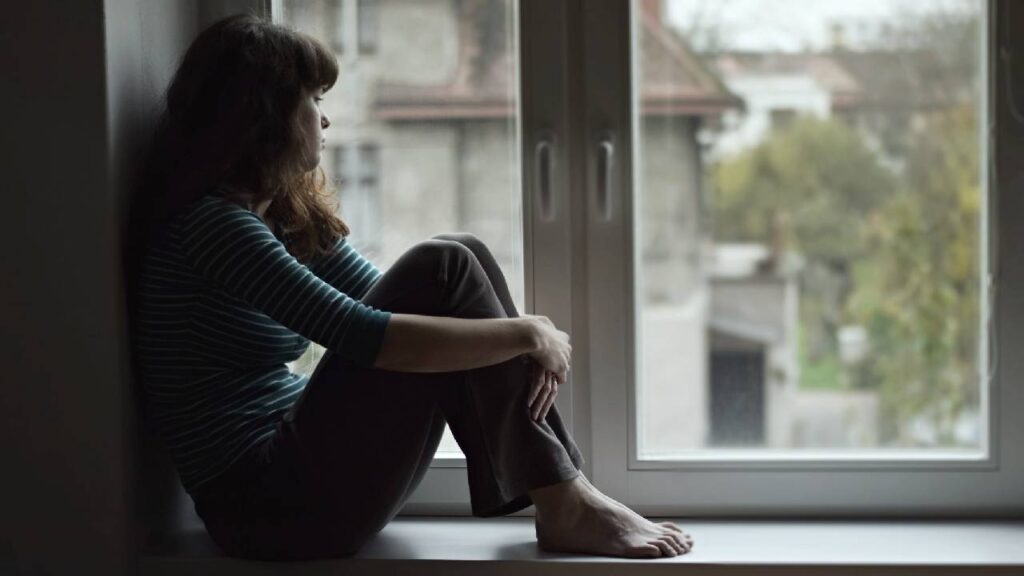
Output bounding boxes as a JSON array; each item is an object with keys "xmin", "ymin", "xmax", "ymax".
[
  {"xmin": 831, "ymin": 50, "xmax": 969, "ymax": 110},
  {"xmin": 711, "ymin": 48, "xmax": 966, "ymax": 112},
  {"xmin": 711, "ymin": 52, "xmax": 864, "ymax": 110},
  {"xmin": 374, "ymin": 7, "xmax": 740, "ymax": 121}
]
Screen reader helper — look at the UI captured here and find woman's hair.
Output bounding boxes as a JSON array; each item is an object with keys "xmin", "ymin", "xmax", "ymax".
[{"xmin": 140, "ymin": 13, "xmax": 349, "ymax": 263}]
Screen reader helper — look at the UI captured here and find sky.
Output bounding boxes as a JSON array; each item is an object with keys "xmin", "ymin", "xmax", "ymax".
[{"xmin": 664, "ymin": 0, "xmax": 980, "ymax": 52}]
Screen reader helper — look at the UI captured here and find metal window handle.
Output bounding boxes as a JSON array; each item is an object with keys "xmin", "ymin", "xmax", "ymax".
[
  {"xmin": 535, "ymin": 135, "xmax": 556, "ymax": 222},
  {"xmin": 597, "ymin": 134, "xmax": 614, "ymax": 222}
]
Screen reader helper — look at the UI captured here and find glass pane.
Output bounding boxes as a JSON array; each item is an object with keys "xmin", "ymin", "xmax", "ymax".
[
  {"xmin": 632, "ymin": 0, "xmax": 985, "ymax": 456},
  {"xmin": 281, "ymin": 0, "xmax": 523, "ymax": 458}
]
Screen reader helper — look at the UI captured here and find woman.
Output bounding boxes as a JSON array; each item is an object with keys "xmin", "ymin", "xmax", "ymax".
[{"xmin": 133, "ymin": 13, "xmax": 692, "ymax": 561}]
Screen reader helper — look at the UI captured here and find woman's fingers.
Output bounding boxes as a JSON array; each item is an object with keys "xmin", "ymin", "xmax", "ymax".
[
  {"xmin": 528, "ymin": 362, "xmax": 567, "ymax": 422},
  {"xmin": 527, "ymin": 361, "xmax": 544, "ymax": 406},
  {"xmin": 532, "ymin": 375, "xmax": 553, "ymax": 420},
  {"xmin": 535, "ymin": 372, "xmax": 561, "ymax": 421},
  {"xmin": 537, "ymin": 376, "xmax": 558, "ymax": 421},
  {"xmin": 531, "ymin": 374, "xmax": 548, "ymax": 420}
]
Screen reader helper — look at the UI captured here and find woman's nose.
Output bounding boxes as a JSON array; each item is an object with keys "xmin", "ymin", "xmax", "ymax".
[{"xmin": 321, "ymin": 112, "xmax": 331, "ymax": 130}]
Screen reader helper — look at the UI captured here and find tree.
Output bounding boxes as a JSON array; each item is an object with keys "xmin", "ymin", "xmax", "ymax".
[
  {"xmin": 706, "ymin": 1, "xmax": 983, "ymax": 445},
  {"xmin": 848, "ymin": 104, "xmax": 980, "ymax": 445},
  {"xmin": 712, "ymin": 116, "xmax": 898, "ymax": 367}
]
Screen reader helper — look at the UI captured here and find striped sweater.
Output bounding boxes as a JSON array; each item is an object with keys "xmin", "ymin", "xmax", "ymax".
[{"xmin": 134, "ymin": 188, "xmax": 392, "ymax": 494}]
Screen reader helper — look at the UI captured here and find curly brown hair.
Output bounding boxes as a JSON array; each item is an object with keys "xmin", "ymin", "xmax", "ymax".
[{"xmin": 140, "ymin": 13, "xmax": 349, "ymax": 263}]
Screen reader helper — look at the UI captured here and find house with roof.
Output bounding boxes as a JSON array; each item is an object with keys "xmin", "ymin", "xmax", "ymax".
[{"xmin": 705, "ymin": 51, "xmax": 864, "ymax": 160}]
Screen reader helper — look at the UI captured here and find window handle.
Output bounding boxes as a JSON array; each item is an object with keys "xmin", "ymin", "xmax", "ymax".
[
  {"xmin": 535, "ymin": 134, "xmax": 556, "ymax": 222},
  {"xmin": 596, "ymin": 133, "xmax": 614, "ymax": 222}
]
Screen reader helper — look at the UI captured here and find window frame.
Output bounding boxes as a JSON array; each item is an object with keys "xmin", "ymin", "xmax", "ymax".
[{"xmin": 581, "ymin": 0, "xmax": 1022, "ymax": 516}]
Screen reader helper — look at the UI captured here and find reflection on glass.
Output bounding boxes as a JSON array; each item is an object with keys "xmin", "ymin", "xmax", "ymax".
[
  {"xmin": 633, "ymin": 0, "xmax": 984, "ymax": 455},
  {"xmin": 281, "ymin": 0, "xmax": 522, "ymax": 458}
]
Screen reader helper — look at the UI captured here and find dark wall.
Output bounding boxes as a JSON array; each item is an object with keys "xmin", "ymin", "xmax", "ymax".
[
  {"xmin": 1, "ymin": 0, "xmax": 132, "ymax": 573},
  {"xmin": 1, "ymin": 0, "xmax": 209, "ymax": 572}
]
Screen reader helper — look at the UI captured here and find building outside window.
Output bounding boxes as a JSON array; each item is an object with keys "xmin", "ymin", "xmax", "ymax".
[
  {"xmin": 324, "ymin": 0, "xmax": 378, "ymax": 55},
  {"xmin": 331, "ymin": 143, "xmax": 381, "ymax": 254}
]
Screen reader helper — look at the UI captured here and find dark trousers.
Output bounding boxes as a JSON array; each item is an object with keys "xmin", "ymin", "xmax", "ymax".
[{"xmin": 192, "ymin": 233, "xmax": 585, "ymax": 560}]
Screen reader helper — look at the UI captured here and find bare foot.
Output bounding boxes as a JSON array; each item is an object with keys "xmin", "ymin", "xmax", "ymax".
[
  {"xmin": 530, "ymin": 474, "xmax": 693, "ymax": 558},
  {"xmin": 574, "ymin": 472, "xmax": 689, "ymax": 541}
]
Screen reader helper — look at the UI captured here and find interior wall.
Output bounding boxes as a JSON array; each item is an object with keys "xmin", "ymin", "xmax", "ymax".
[
  {"xmin": 1, "ymin": 0, "xmax": 200, "ymax": 573},
  {"xmin": 122, "ymin": 0, "xmax": 272, "ymax": 545},
  {"xmin": 108, "ymin": 0, "xmax": 203, "ymax": 548},
  {"xmin": 108, "ymin": 0, "xmax": 271, "ymax": 556}
]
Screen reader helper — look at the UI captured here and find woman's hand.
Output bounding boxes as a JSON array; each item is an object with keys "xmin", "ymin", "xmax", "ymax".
[
  {"xmin": 521, "ymin": 313, "xmax": 571, "ymax": 421},
  {"xmin": 527, "ymin": 360, "xmax": 560, "ymax": 422},
  {"xmin": 521, "ymin": 313, "xmax": 571, "ymax": 381}
]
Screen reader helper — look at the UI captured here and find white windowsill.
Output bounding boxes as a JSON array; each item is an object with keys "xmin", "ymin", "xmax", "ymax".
[{"xmin": 138, "ymin": 516, "xmax": 1024, "ymax": 575}]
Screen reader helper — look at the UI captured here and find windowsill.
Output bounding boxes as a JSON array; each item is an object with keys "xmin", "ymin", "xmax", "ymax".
[{"xmin": 139, "ymin": 516, "xmax": 1024, "ymax": 575}]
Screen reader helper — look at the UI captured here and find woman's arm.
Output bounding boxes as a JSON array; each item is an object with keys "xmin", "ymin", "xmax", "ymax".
[
  {"xmin": 373, "ymin": 313, "xmax": 571, "ymax": 381},
  {"xmin": 373, "ymin": 314, "xmax": 535, "ymax": 373},
  {"xmin": 180, "ymin": 195, "xmax": 391, "ymax": 368}
]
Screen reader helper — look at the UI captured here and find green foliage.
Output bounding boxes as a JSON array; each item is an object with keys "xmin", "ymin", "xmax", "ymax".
[
  {"xmin": 713, "ymin": 116, "xmax": 897, "ymax": 265},
  {"xmin": 712, "ymin": 116, "xmax": 898, "ymax": 379},
  {"xmin": 848, "ymin": 105, "xmax": 980, "ymax": 445},
  {"xmin": 711, "ymin": 106, "xmax": 981, "ymax": 446}
]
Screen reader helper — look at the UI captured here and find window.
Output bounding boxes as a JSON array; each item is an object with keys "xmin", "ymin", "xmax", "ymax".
[
  {"xmin": 316, "ymin": 0, "xmax": 377, "ymax": 55},
  {"xmin": 279, "ymin": 0, "xmax": 526, "ymax": 472},
  {"xmin": 330, "ymin": 143, "xmax": 382, "ymax": 254},
  {"xmin": 275, "ymin": 0, "xmax": 1024, "ymax": 516},
  {"xmin": 327, "ymin": 0, "xmax": 344, "ymax": 53},
  {"xmin": 358, "ymin": 0, "xmax": 378, "ymax": 54},
  {"xmin": 634, "ymin": 0, "xmax": 988, "ymax": 455}
]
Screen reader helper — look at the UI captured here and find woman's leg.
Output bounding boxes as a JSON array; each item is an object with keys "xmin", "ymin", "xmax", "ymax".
[
  {"xmin": 430, "ymin": 233, "xmax": 518, "ymax": 318},
  {"xmin": 257, "ymin": 237, "xmax": 583, "ymax": 558},
  {"xmin": 428, "ymin": 235, "xmax": 694, "ymax": 559}
]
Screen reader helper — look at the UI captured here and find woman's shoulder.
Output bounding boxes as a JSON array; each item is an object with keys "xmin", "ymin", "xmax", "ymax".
[{"xmin": 177, "ymin": 188, "xmax": 260, "ymax": 226}]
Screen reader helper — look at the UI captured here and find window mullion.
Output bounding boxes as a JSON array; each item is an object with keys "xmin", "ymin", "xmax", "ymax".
[{"xmin": 578, "ymin": 0, "xmax": 637, "ymax": 505}]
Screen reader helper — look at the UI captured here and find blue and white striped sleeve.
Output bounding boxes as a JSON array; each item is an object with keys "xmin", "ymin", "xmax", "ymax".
[
  {"xmin": 306, "ymin": 236, "xmax": 383, "ymax": 301},
  {"xmin": 179, "ymin": 196, "xmax": 392, "ymax": 368}
]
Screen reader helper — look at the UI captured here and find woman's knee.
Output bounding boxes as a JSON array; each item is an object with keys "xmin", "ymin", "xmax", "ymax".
[
  {"xmin": 409, "ymin": 238, "xmax": 477, "ymax": 267},
  {"xmin": 400, "ymin": 239, "xmax": 482, "ymax": 288},
  {"xmin": 432, "ymin": 232, "xmax": 485, "ymax": 254},
  {"xmin": 430, "ymin": 234, "xmax": 493, "ymax": 276}
]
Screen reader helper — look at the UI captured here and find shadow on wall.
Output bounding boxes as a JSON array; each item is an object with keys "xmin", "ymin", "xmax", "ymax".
[{"xmin": 117, "ymin": 0, "xmax": 270, "ymax": 551}]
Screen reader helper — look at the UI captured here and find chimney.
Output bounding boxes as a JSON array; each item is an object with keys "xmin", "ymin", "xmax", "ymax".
[
  {"xmin": 829, "ymin": 22, "xmax": 846, "ymax": 52},
  {"xmin": 639, "ymin": 0, "xmax": 662, "ymax": 23}
]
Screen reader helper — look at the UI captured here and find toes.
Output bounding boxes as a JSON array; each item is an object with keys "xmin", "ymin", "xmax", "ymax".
[
  {"xmin": 650, "ymin": 538, "xmax": 677, "ymax": 557},
  {"xmin": 660, "ymin": 521, "xmax": 685, "ymax": 534},
  {"xmin": 661, "ymin": 534, "xmax": 685, "ymax": 555},
  {"xmin": 658, "ymin": 523, "xmax": 694, "ymax": 550},
  {"xmin": 634, "ymin": 544, "xmax": 661, "ymax": 558},
  {"xmin": 664, "ymin": 531, "xmax": 689, "ymax": 553}
]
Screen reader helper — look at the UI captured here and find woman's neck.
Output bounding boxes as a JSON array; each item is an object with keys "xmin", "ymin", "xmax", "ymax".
[
  {"xmin": 252, "ymin": 197, "xmax": 273, "ymax": 218},
  {"xmin": 220, "ymin": 184, "xmax": 275, "ymax": 229}
]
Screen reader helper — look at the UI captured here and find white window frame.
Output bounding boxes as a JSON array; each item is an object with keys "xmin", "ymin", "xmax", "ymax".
[
  {"xmin": 268, "ymin": 0, "xmax": 1024, "ymax": 517},
  {"xmin": 582, "ymin": 0, "xmax": 1022, "ymax": 516}
]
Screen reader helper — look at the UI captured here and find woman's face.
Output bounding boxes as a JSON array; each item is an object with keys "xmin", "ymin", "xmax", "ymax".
[{"xmin": 295, "ymin": 85, "xmax": 331, "ymax": 172}]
